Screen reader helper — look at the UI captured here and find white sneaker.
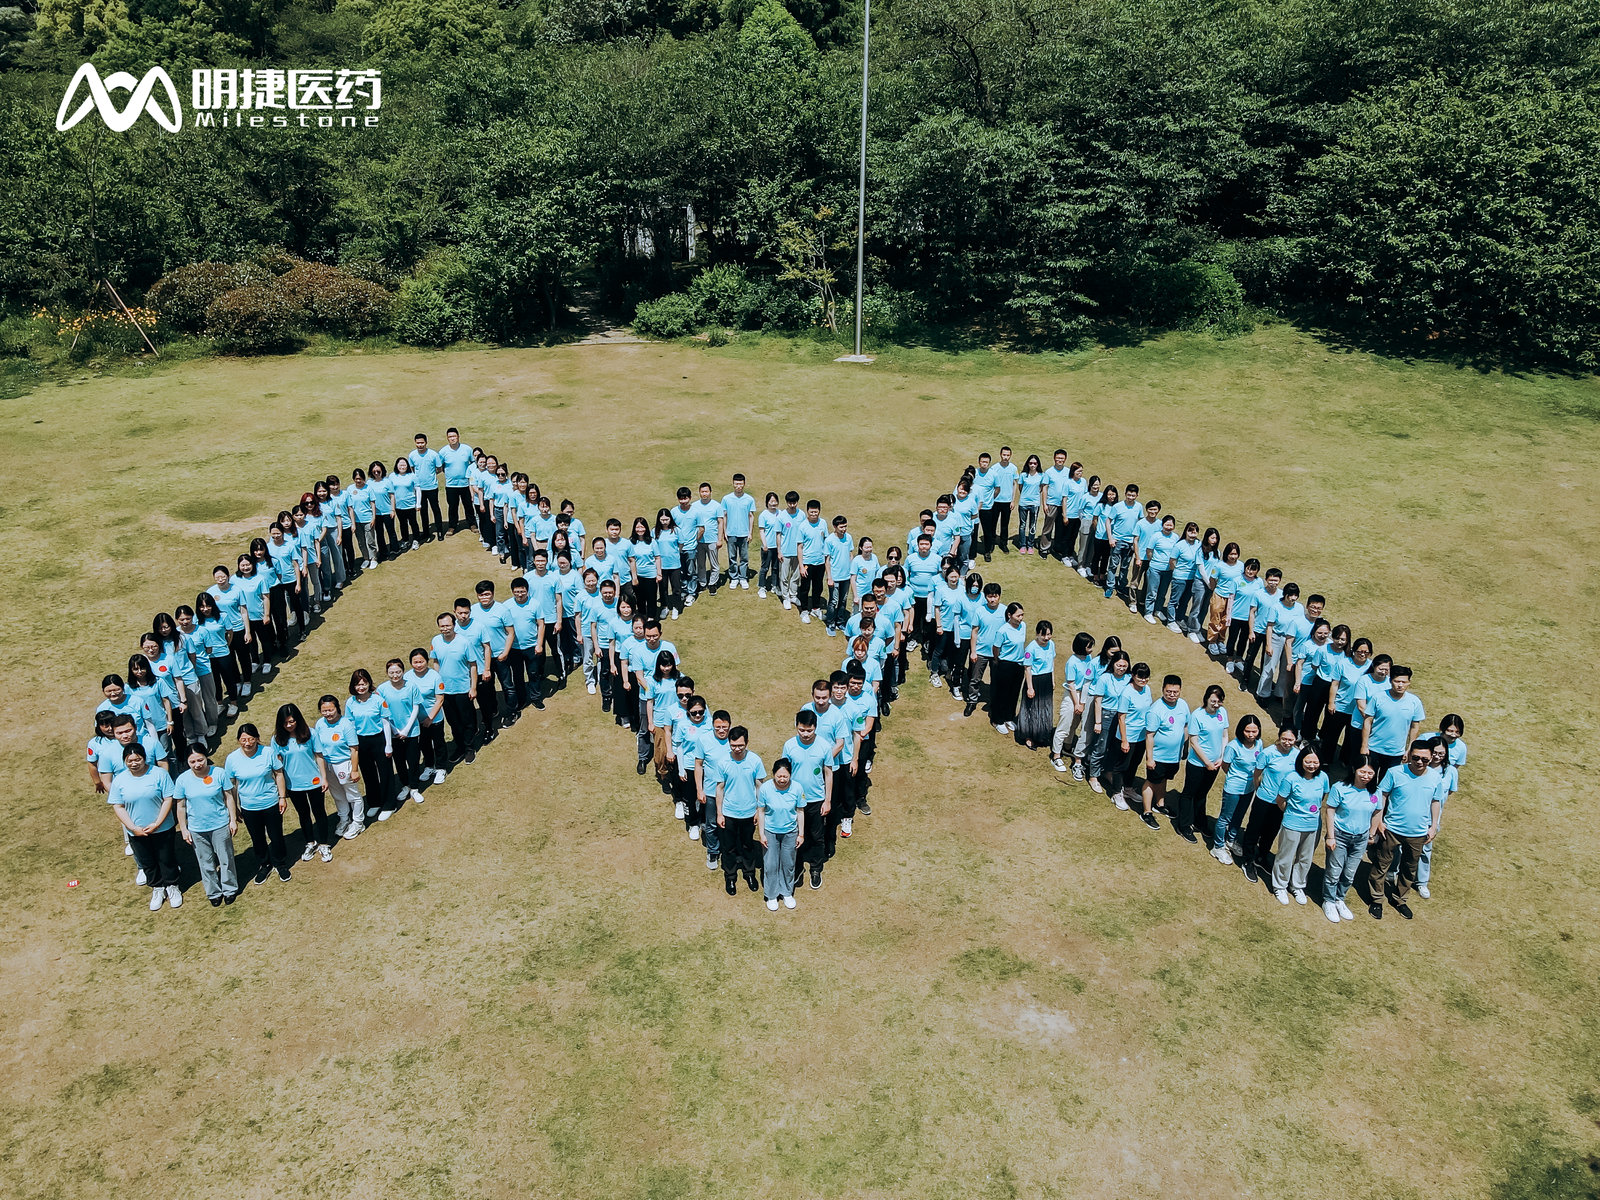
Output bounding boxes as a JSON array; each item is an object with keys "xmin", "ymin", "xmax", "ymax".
[
  {"xmin": 684, "ymin": 595, "xmax": 695, "ymax": 607},
  {"xmin": 1114, "ymin": 793, "xmax": 1130, "ymax": 810},
  {"xmin": 1323, "ymin": 902, "xmax": 1341, "ymax": 922},
  {"xmin": 587, "ymin": 682, "xmax": 597, "ymax": 694},
  {"xmin": 674, "ymin": 800, "xmax": 686, "ymax": 820},
  {"xmin": 766, "ymin": 898, "xmax": 780, "ymax": 911},
  {"xmin": 411, "ymin": 789, "xmax": 424, "ymax": 804},
  {"xmin": 300, "ymin": 843, "xmax": 317, "ymax": 862},
  {"xmin": 1292, "ymin": 889, "xmax": 1307, "ymax": 905},
  {"xmin": 125, "ymin": 842, "xmax": 135, "ymax": 856},
  {"xmin": 1144, "ymin": 613, "xmax": 1158, "ymax": 624},
  {"xmin": 1225, "ymin": 661, "xmax": 1239, "ymax": 674},
  {"xmin": 1187, "ymin": 632, "xmax": 1202, "ymax": 643},
  {"xmin": 689, "ymin": 825, "xmax": 701, "ymax": 841},
  {"xmin": 433, "ymin": 768, "xmax": 447, "ymax": 784},
  {"xmin": 800, "ymin": 612, "xmax": 811, "ymax": 623},
  {"xmin": 343, "ymin": 822, "xmax": 363, "ymax": 839},
  {"xmin": 1275, "ymin": 888, "xmax": 1290, "ymax": 905},
  {"xmin": 1077, "ymin": 567, "xmax": 1090, "ymax": 578},
  {"xmin": 758, "ymin": 588, "xmax": 767, "ymax": 598},
  {"xmin": 166, "ymin": 884, "xmax": 182, "ymax": 908},
  {"xmin": 705, "ymin": 854, "xmax": 718, "ymax": 870},
  {"xmin": 149, "ymin": 888, "xmax": 164, "ymax": 911},
  {"xmin": 227, "ymin": 703, "xmax": 239, "ymax": 717},
  {"xmin": 671, "ymin": 609, "xmax": 680, "ymax": 620},
  {"xmin": 782, "ymin": 894, "xmax": 796, "ymax": 909},
  {"xmin": 378, "ymin": 809, "xmax": 394, "ymax": 821},
  {"xmin": 1051, "ymin": 757, "xmax": 1068, "ymax": 773},
  {"xmin": 840, "ymin": 817, "xmax": 853, "ymax": 837},
  {"xmin": 1212, "ymin": 846, "xmax": 1232, "ymax": 864},
  {"xmin": 411, "ymin": 540, "xmax": 420, "ymax": 549},
  {"xmin": 782, "ymin": 599, "xmax": 792, "ymax": 610},
  {"xmin": 135, "ymin": 868, "xmax": 147, "ymax": 886},
  {"xmin": 1089, "ymin": 778, "xmax": 1104, "ymax": 794},
  {"xmin": 240, "ymin": 682, "xmax": 253, "ymax": 696},
  {"xmin": 1417, "ymin": 884, "xmax": 1430, "ymax": 899},
  {"xmin": 1337, "ymin": 900, "xmax": 1355, "ymax": 921},
  {"xmin": 319, "ymin": 845, "xmax": 333, "ymax": 862},
  {"xmin": 1166, "ymin": 621, "xmax": 1182, "ymax": 634}
]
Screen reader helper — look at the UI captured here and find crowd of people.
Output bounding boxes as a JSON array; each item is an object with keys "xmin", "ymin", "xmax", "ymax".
[{"xmin": 90, "ymin": 432, "xmax": 1466, "ymax": 925}]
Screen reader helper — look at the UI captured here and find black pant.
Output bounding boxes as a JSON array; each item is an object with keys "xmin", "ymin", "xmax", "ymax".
[
  {"xmin": 1293, "ymin": 678, "xmax": 1331, "ymax": 741},
  {"xmin": 1059, "ymin": 516, "xmax": 1081, "ymax": 561},
  {"xmin": 227, "ymin": 627, "xmax": 253, "ymax": 686},
  {"xmin": 1239, "ymin": 796, "xmax": 1282, "ymax": 865},
  {"xmin": 491, "ymin": 658, "xmax": 518, "ymax": 719},
  {"xmin": 391, "ymin": 734, "xmax": 419, "ymax": 790},
  {"xmin": 340, "ymin": 527, "xmax": 356, "ymax": 575},
  {"xmin": 994, "ymin": 503, "xmax": 1012, "ymax": 550},
  {"xmin": 1174, "ymin": 764, "xmax": 1218, "ymax": 834},
  {"xmin": 1240, "ymin": 629, "xmax": 1268, "ymax": 683},
  {"xmin": 477, "ymin": 668, "xmax": 501, "ymax": 731},
  {"xmin": 375, "ymin": 513, "xmax": 398, "ymax": 560},
  {"xmin": 130, "ymin": 827, "xmax": 180, "ymax": 887},
  {"xmin": 210, "ymin": 653, "xmax": 239, "ymax": 705},
  {"xmin": 419, "ymin": 488, "xmax": 443, "ymax": 537},
  {"xmin": 1318, "ymin": 710, "xmax": 1352, "ymax": 771},
  {"xmin": 798, "ymin": 566, "xmax": 824, "ymax": 611},
  {"xmin": 267, "ymin": 583, "xmax": 290, "ymax": 649},
  {"xmin": 978, "ymin": 506, "xmax": 999, "ymax": 555},
  {"xmin": 477, "ymin": 503, "xmax": 495, "ymax": 546},
  {"xmin": 515, "ymin": 646, "xmax": 545, "ymax": 702},
  {"xmin": 634, "ymin": 576, "xmax": 660, "ymax": 620},
  {"xmin": 446, "ymin": 485, "xmax": 472, "ymax": 530},
  {"xmin": 417, "ymin": 720, "xmax": 445, "ymax": 770},
  {"xmin": 357, "ymin": 732, "xmax": 395, "ymax": 811},
  {"xmin": 1226, "ymin": 617, "xmax": 1251, "ymax": 659},
  {"xmin": 442, "ymin": 692, "xmax": 478, "ymax": 757},
  {"xmin": 288, "ymin": 786, "xmax": 329, "ymax": 845},
  {"xmin": 1090, "ymin": 538, "xmax": 1111, "ymax": 580},
  {"xmin": 241, "ymin": 805, "xmax": 289, "ymax": 873},
  {"xmin": 560, "ymin": 617, "xmax": 581, "ymax": 673},
  {"xmin": 398, "ymin": 508, "xmax": 421, "ymax": 544}
]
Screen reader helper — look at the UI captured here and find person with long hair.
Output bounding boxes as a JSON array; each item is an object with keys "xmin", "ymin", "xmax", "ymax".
[
  {"xmin": 1322, "ymin": 636, "xmax": 1373, "ymax": 768},
  {"xmin": 226, "ymin": 722, "xmax": 290, "ymax": 886},
  {"xmin": 272, "ymin": 703, "xmax": 333, "ymax": 862},
  {"xmin": 1239, "ymin": 726, "xmax": 1300, "ymax": 883},
  {"xmin": 1048, "ymin": 630, "xmax": 1098, "ymax": 776},
  {"xmin": 988, "ymin": 602, "xmax": 1028, "ymax": 734},
  {"xmin": 129, "ymin": 642, "xmax": 182, "ymax": 763},
  {"xmin": 646, "ymin": 651, "xmax": 682, "ymax": 783},
  {"xmin": 624, "ymin": 517, "xmax": 659, "ymax": 620},
  {"xmin": 407, "ymin": 649, "xmax": 448, "ymax": 786},
  {"xmin": 174, "ymin": 746, "xmax": 239, "ymax": 905},
  {"xmin": 174, "ymin": 604, "xmax": 226, "ymax": 742},
  {"xmin": 1113, "ymin": 663, "xmax": 1157, "ymax": 827},
  {"xmin": 1210, "ymin": 713, "xmax": 1263, "ymax": 863},
  {"xmin": 207, "ymin": 564, "xmax": 255, "ymax": 698},
  {"xmin": 1016, "ymin": 454, "xmax": 1044, "ymax": 553},
  {"xmin": 1322, "ymin": 762, "xmax": 1379, "ymax": 922},
  {"xmin": 108, "ymin": 740, "xmax": 181, "ymax": 911},
  {"xmin": 391, "ymin": 455, "xmax": 422, "ymax": 549},
  {"xmin": 346, "ymin": 668, "xmax": 396, "ymax": 822},
  {"xmin": 347, "ymin": 467, "xmax": 378, "ymax": 571},
  {"xmin": 1086, "ymin": 482, "xmax": 1116, "ymax": 586},
  {"xmin": 1191, "ymin": 526, "xmax": 1223, "ymax": 645},
  {"xmin": 1015, "ymin": 619, "xmax": 1056, "ymax": 749},
  {"xmin": 235, "ymin": 551, "xmax": 276, "ymax": 664},
  {"xmin": 1271, "ymin": 746, "xmax": 1329, "ymax": 906},
  {"xmin": 154, "ymin": 611, "xmax": 208, "ymax": 750},
  {"xmin": 1085, "ymin": 645, "xmax": 1129, "ymax": 795},
  {"xmin": 193, "ymin": 592, "xmax": 240, "ymax": 717},
  {"xmin": 1209, "ymin": 543, "xmax": 1245, "ymax": 658}
]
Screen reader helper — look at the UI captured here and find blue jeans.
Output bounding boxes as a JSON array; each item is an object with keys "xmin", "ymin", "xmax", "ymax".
[
  {"xmin": 702, "ymin": 791, "xmax": 721, "ymax": 860},
  {"xmin": 1086, "ymin": 717, "xmax": 1119, "ymax": 782},
  {"xmin": 958, "ymin": 531, "xmax": 975, "ymax": 564},
  {"xmin": 727, "ymin": 535, "xmax": 749, "ymax": 582},
  {"xmin": 1325, "ymin": 827, "xmax": 1370, "ymax": 902},
  {"xmin": 758, "ymin": 547, "xmax": 780, "ymax": 591},
  {"xmin": 1167, "ymin": 575, "xmax": 1201, "ymax": 628},
  {"xmin": 1018, "ymin": 505, "xmax": 1039, "ymax": 549},
  {"xmin": 826, "ymin": 582, "xmax": 850, "ymax": 631},
  {"xmin": 1144, "ymin": 568, "xmax": 1173, "ymax": 617},
  {"xmin": 1213, "ymin": 789, "xmax": 1251, "ymax": 849},
  {"xmin": 682, "ymin": 545, "xmax": 702, "ymax": 599},
  {"xmin": 1107, "ymin": 540, "xmax": 1135, "ymax": 598}
]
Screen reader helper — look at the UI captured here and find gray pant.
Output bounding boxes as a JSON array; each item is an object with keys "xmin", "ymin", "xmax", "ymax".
[
  {"xmin": 190, "ymin": 825, "xmax": 239, "ymax": 900},
  {"xmin": 1271, "ymin": 827, "xmax": 1319, "ymax": 892},
  {"xmin": 196, "ymin": 670, "xmax": 221, "ymax": 732},
  {"xmin": 695, "ymin": 541, "xmax": 721, "ymax": 590},
  {"xmin": 727, "ymin": 535, "xmax": 749, "ymax": 583},
  {"xmin": 582, "ymin": 629, "xmax": 597, "ymax": 685},
  {"xmin": 354, "ymin": 521, "xmax": 377, "ymax": 563},
  {"xmin": 182, "ymin": 680, "xmax": 211, "ymax": 743},
  {"xmin": 1051, "ymin": 696, "xmax": 1088, "ymax": 758},
  {"xmin": 779, "ymin": 554, "xmax": 800, "ymax": 603},
  {"xmin": 1324, "ymin": 827, "xmax": 1369, "ymax": 903},
  {"xmin": 762, "ymin": 828, "xmax": 797, "ymax": 899},
  {"xmin": 1256, "ymin": 631, "xmax": 1291, "ymax": 700}
]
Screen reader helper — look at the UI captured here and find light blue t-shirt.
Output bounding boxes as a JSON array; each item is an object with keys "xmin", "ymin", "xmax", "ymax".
[
  {"xmin": 1109, "ymin": 501, "xmax": 1142, "ymax": 544},
  {"xmin": 1379, "ymin": 765, "xmax": 1441, "ymax": 837},
  {"xmin": 312, "ymin": 715, "xmax": 356, "ymax": 763},
  {"xmin": 379, "ymin": 679, "xmax": 424, "ymax": 736},
  {"xmin": 1022, "ymin": 639, "xmax": 1056, "ymax": 679},
  {"xmin": 1212, "ymin": 559, "xmax": 1245, "ymax": 599},
  {"xmin": 721, "ymin": 491, "xmax": 756, "ymax": 538},
  {"xmin": 691, "ymin": 498, "xmax": 724, "ymax": 540},
  {"xmin": 1276, "ymin": 771, "xmax": 1329, "ymax": 833},
  {"xmin": 432, "ymin": 633, "xmax": 482, "ymax": 694},
  {"xmin": 272, "ymin": 737, "xmax": 323, "ymax": 790},
  {"xmin": 1118, "ymin": 685, "xmax": 1155, "ymax": 740},
  {"xmin": 1148, "ymin": 698, "xmax": 1191, "ymax": 763},
  {"xmin": 972, "ymin": 602, "xmax": 1007, "ymax": 656},
  {"xmin": 781, "ymin": 734, "xmax": 831, "ymax": 804},
  {"xmin": 1043, "ymin": 465, "xmax": 1074, "ymax": 504},
  {"xmin": 1221, "ymin": 739, "xmax": 1263, "ymax": 794},
  {"xmin": 795, "ymin": 518, "xmax": 827, "ymax": 566},
  {"xmin": 439, "ymin": 443, "xmax": 475, "ymax": 487},
  {"xmin": 993, "ymin": 622, "xmax": 1027, "ymax": 663},
  {"xmin": 990, "ymin": 461, "xmax": 1019, "ymax": 501},
  {"xmin": 826, "ymin": 534, "xmax": 854, "ymax": 581},
  {"xmin": 1018, "ymin": 472, "xmax": 1043, "ymax": 506},
  {"xmin": 173, "ymin": 765, "xmax": 230, "ymax": 833},
  {"xmin": 758, "ymin": 509, "xmax": 786, "ymax": 551},
  {"xmin": 1170, "ymin": 537, "xmax": 1203, "ymax": 581},
  {"xmin": 718, "ymin": 753, "xmax": 767, "ymax": 819},
  {"xmin": 390, "ymin": 471, "xmax": 419, "ymax": 509},
  {"xmin": 973, "ymin": 466, "xmax": 1000, "ymax": 509},
  {"xmin": 1186, "ymin": 704, "xmax": 1230, "ymax": 766},
  {"xmin": 224, "ymin": 746, "xmax": 279, "ymax": 812},
  {"xmin": 108, "ymin": 766, "xmax": 176, "ymax": 832},
  {"xmin": 1367, "ymin": 687, "xmax": 1426, "ymax": 756},
  {"xmin": 1257, "ymin": 744, "xmax": 1300, "ymax": 801},
  {"xmin": 1327, "ymin": 781, "xmax": 1381, "ymax": 838},
  {"xmin": 757, "ymin": 779, "xmax": 802, "ymax": 835},
  {"xmin": 904, "ymin": 550, "xmax": 941, "ymax": 598},
  {"xmin": 408, "ymin": 446, "xmax": 442, "ymax": 488}
]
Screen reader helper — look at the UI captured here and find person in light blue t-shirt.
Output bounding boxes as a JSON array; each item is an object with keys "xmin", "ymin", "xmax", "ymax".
[
  {"xmin": 408, "ymin": 433, "xmax": 445, "ymax": 539},
  {"xmin": 715, "ymin": 727, "xmax": 767, "ymax": 896},
  {"xmin": 173, "ymin": 747, "xmax": 239, "ymax": 904},
  {"xmin": 756, "ymin": 759, "xmax": 802, "ymax": 908},
  {"xmin": 1368, "ymin": 741, "xmax": 1443, "ymax": 915},
  {"xmin": 439, "ymin": 428, "xmax": 476, "ymax": 533},
  {"xmin": 1016, "ymin": 454, "xmax": 1045, "ymax": 553},
  {"xmin": 1270, "ymin": 746, "xmax": 1329, "ymax": 903},
  {"xmin": 721, "ymin": 475, "xmax": 757, "ymax": 588},
  {"xmin": 1015, "ymin": 619, "xmax": 1057, "ymax": 750},
  {"xmin": 108, "ymin": 742, "xmax": 180, "ymax": 910},
  {"xmin": 1321, "ymin": 763, "xmax": 1379, "ymax": 921}
]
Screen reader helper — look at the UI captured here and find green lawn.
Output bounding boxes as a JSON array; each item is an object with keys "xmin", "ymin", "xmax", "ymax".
[{"xmin": 1, "ymin": 325, "xmax": 1596, "ymax": 1199}]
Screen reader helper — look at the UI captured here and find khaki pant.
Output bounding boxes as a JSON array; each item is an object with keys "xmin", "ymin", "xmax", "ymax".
[
  {"xmin": 1369, "ymin": 829, "xmax": 1427, "ymax": 903},
  {"xmin": 1205, "ymin": 593, "xmax": 1230, "ymax": 644}
]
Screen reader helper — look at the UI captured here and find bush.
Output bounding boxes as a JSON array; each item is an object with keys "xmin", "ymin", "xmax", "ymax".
[
  {"xmin": 205, "ymin": 286, "xmax": 298, "ymax": 353},
  {"xmin": 251, "ymin": 246, "xmax": 304, "ymax": 276},
  {"xmin": 277, "ymin": 262, "xmax": 392, "ymax": 336},
  {"xmin": 742, "ymin": 277, "xmax": 809, "ymax": 330},
  {"xmin": 686, "ymin": 263, "xmax": 755, "ymax": 327},
  {"xmin": 391, "ymin": 252, "xmax": 482, "ymax": 346},
  {"xmin": 705, "ymin": 326, "xmax": 730, "ymax": 346},
  {"xmin": 1216, "ymin": 238, "xmax": 1306, "ymax": 306},
  {"xmin": 340, "ymin": 258, "xmax": 404, "ymax": 291},
  {"xmin": 146, "ymin": 261, "xmax": 274, "ymax": 333},
  {"xmin": 632, "ymin": 291, "xmax": 701, "ymax": 339},
  {"xmin": 1128, "ymin": 259, "xmax": 1247, "ymax": 332}
]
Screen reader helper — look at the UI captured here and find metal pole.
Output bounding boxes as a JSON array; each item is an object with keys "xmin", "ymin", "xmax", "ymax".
[{"xmin": 852, "ymin": 0, "xmax": 871, "ymax": 357}]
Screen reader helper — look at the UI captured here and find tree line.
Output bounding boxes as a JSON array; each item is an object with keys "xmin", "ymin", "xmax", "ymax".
[{"xmin": 0, "ymin": 0, "xmax": 1596, "ymax": 367}]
